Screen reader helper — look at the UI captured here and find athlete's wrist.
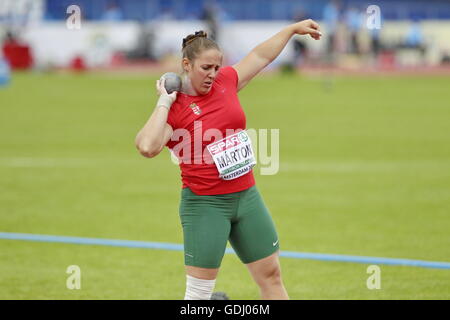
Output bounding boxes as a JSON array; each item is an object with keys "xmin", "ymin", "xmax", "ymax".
[{"xmin": 156, "ymin": 94, "xmax": 174, "ymax": 109}]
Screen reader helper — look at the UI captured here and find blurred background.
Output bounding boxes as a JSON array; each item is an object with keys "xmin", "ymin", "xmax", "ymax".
[
  {"xmin": 0, "ymin": 0, "xmax": 449, "ymax": 299},
  {"xmin": 1, "ymin": 0, "xmax": 450, "ymax": 75}
]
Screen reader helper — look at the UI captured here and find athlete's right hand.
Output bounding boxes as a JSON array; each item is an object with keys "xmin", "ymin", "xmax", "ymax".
[
  {"xmin": 291, "ymin": 19, "xmax": 322, "ymax": 40},
  {"xmin": 156, "ymin": 78, "xmax": 178, "ymax": 109}
]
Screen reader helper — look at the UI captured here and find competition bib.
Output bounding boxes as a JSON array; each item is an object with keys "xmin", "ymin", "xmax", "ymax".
[{"xmin": 207, "ymin": 131, "xmax": 256, "ymax": 180}]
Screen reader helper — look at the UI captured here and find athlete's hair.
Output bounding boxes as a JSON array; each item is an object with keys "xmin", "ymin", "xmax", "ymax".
[{"xmin": 182, "ymin": 30, "xmax": 221, "ymax": 63}]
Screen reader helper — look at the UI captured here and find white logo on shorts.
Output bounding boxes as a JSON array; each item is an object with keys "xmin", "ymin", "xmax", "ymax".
[{"xmin": 273, "ymin": 239, "xmax": 279, "ymax": 246}]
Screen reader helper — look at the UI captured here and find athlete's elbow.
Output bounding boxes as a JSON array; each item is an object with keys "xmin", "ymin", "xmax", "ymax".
[
  {"xmin": 136, "ymin": 143, "xmax": 161, "ymax": 158},
  {"xmin": 140, "ymin": 149, "xmax": 158, "ymax": 158},
  {"xmin": 140, "ymin": 148, "xmax": 160, "ymax": 158}
]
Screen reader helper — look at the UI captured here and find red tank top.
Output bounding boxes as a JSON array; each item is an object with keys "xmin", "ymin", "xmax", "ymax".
[{"xmin": 166, "ymin": 66, "xmax": 255, "ymax": 195}]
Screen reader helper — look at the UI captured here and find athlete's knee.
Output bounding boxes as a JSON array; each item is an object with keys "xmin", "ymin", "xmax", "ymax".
[
  {"xmin": 253, "ymin": 264, "xmax": 283, "ymax": 289},
  {"xmin": 262, "ymin": 265, "xmax": 282, "ymax": 286},
  {"xmin": 185, "ymin": 266, "xmax": 219, "ymax": 280}
]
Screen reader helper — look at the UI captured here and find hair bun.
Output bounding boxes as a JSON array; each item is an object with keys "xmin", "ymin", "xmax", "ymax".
[{"xmin": 182, "ymin": 30, "xmax": 208, "ymax": 49}]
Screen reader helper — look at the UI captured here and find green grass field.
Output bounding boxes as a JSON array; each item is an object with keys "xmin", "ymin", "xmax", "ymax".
[{"xmin": 0, "ymin": 70, "xmax": 449, "ymax": 299}]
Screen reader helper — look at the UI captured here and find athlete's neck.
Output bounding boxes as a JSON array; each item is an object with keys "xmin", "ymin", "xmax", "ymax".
[{"xmin": 181, "ymin": 73, "xmax": 198, "ymax": 96}]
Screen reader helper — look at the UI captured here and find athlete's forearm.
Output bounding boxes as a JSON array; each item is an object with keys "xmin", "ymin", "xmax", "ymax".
[
  {"xmin": 251, "ymin": 24, "xmax": 295, "ymax": 65},
  {"xmin": 135, "ymin": 106, "xmax": 169, "ymax": 157}
]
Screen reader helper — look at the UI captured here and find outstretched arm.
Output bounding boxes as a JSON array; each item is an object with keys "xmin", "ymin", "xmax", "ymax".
[{"xmin": 233, "ymin": 19, "xmax": 321, "ymax": 91}]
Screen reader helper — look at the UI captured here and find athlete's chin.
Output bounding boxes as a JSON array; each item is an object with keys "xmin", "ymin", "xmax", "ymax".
[{"xmin": 198, "ymin": 86, "xmax": 212, "ymax": 95}]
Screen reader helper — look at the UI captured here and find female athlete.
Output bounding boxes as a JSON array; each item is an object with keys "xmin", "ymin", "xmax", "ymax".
[{"xmin": 135, "ymin": 19, "xmax": 321, "ymax": 300}]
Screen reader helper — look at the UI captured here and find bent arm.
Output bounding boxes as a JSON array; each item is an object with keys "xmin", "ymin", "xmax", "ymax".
[
  {"xmin": 135, "ymin": 106, "xmax": 173, "ymax": 158},
  {"xmin": 233, "ymin": 20, "xmax": 321, "ymax": 91}
]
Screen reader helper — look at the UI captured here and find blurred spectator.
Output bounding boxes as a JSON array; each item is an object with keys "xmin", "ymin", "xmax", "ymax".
[
  {"xmin": 441, "ymin": 50, "xmax": 450, "ymax": 65},
  {"xmin": 2, "ymin": 32, "xmax": 33, "ymax": 70},
  {"xmin": 395, "ymin": 20, "xmax": 427, "ymax": 65},
  {"xmin": 405, "ymin": 21, "xmax": 423, "ymax": 47},
  {"xmin": 323, "ymin": 0, "xmax": 340, "ymax": 56},
  {"xmin": 201, "ymin": 1, "xmax": 220, "ymax": 41},
  {"xmin": 367, "ymin": 8, "xmax": 384, "ymax": 62},
  {"xmin": 345, "ymin": 6, "xmax": 363, "ymax": 54},
  {"xmin": 292, "ymin": 9, "xmax": 309, "ymax": 68},
  {"xmin": 69, "ymin": 55, "xmax": 87, "ymax": 72},
  {"xmin": 101, "ymin": 1, "xmax": 123, "ymax": 22},
  {"xmin": 126, "ymin": 23, "xmax": 156, "ymax": 61},
  {"xmin": 403, "ymin": 20, "xmax": 426, "ymax": 56},
  {"xmin": 369, "ymin": 27, "xmax": 381, "ymax": 59}
]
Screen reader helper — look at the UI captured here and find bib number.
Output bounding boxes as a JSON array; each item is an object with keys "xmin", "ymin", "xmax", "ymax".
[{"xmin": 207, "ymin": 131, "xmax": 256, "ymax": 180}]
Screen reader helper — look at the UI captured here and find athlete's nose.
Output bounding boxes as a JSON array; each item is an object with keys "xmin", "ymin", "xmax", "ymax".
[{"xmin": 209, "ymin": 68, "xmax": 218, "ymax": 80}]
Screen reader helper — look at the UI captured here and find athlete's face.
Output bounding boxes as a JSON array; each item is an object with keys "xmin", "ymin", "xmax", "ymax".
[{"xmin": 183, "ymin": 49, "xmax": 223, "ymax": 95}]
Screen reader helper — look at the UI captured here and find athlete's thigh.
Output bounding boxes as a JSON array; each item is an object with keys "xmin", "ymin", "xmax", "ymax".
[
  {"xmin": 179, "ymin": 188, "xmax": 233, "ymax": 269},
  {"xmin": 229, "ymin": 186, "xmax": 279, "ymax": 264}
]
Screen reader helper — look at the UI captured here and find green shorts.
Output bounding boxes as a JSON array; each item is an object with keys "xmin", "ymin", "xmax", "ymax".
[{"xmin": 179, "ymin": 186, "xmax": 279, "ymax": 268}]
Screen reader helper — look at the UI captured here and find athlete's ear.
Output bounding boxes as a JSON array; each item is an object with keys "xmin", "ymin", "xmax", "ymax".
[{"xmin": 182, "ymin": 58, "xmax": 192, "ymax": 73}]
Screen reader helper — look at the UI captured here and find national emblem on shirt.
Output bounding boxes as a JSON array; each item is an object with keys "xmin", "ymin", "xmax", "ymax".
[{"xmin": 189, "ymin": 103, "xmax": 202, "ymax": 115}]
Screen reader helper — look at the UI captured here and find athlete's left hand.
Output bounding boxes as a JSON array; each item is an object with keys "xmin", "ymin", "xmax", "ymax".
[{"xmin": 291, "ymin": 19, "xmax": 322, "ymax": 40}]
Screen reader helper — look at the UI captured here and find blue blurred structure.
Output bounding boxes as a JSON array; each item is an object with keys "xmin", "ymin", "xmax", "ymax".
[
  {"xmin": 44, "ymin": 0, "xmax": 450, "ymax": 21},
  {"xmin": 405, "ymin": 22, "xmax": 424, "ymax": 47},
  {"xmin": 0, "ymin": 57, "xmax": 11, "ymax": 87}
]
